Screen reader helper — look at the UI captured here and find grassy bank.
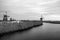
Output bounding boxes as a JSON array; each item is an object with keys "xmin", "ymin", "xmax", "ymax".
[{"xmin": 0, "ymin": 20, "xmax": 43, "ymax": 33}]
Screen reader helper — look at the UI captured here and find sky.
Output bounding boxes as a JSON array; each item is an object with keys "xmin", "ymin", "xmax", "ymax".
[{"xmin": 0, "ymin": 0, "xmax": 60, "ymax": 20}]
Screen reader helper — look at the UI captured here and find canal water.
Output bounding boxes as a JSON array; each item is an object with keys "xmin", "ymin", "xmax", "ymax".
[{"xmin": 1, "ymin": 23, "xmax": 60, "ymax": 40}]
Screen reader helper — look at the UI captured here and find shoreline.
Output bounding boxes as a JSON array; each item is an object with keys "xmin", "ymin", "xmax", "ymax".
[{"xmin": 0, "ymin": 20, "xmax": 43, "ymax": 38}]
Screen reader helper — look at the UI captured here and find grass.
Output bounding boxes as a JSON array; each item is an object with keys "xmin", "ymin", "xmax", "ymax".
[{"xmin": 0, "ymin": 20, "xmax": 43, "ymax": 33}]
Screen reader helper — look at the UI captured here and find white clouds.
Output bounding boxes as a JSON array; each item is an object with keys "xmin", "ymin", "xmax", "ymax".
[
  {"xmin": 0, "ymin": 0, "xmax": 58, "ymax": 13},
  {"xmin": 38, "ymin": 0, "xmax": 58, "ymax": 5},
  {"xmin": 0, "ymin": 0, "xmax": 60, "ymax": 20},
  {"xmin": 44, "ymin": 15, "xmax": 60, "ymax": 20}
]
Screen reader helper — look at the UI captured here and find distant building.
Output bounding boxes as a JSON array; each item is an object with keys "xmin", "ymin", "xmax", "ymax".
[
  {"xmin": 10, "ymin": 18, "xmax": 16, "ymax": 21},
  {"xmin": 10, "ymin": 18, "xmax": 12, "ymax": 21}
]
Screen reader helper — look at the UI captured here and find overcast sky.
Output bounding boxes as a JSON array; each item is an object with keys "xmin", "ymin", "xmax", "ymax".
[{"xmin": 0, "ymin": 0, "xmax": 60, "ymax": 20}]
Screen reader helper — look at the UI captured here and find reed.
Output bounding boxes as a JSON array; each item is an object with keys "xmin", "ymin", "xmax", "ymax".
[{"xmin": 0, "ymin": 20, "xmax": 42, "ymax": 33}]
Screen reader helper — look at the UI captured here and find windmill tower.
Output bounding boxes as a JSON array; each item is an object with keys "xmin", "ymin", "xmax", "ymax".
[{"xmin": 3, "ymin": 11, "xmax": 9, "ymax": 21}]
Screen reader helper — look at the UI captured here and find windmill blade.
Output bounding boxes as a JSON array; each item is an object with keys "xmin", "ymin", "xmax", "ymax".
[{"xmin": 0, "ymin": 11, "xmax": 4, "ymax": 17}]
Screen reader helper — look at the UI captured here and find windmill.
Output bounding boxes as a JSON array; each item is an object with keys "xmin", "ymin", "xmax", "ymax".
[
  {"xmin": 3, "ymin": 11, "xmax": 10, "ymax": 21},
  {"xmin": 40, "ymin": 14, "xmax": 43, "ymax": 21}
]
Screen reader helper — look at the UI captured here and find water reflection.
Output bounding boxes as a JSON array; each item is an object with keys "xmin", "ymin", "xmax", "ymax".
[{"xmin": 1, "ymin": 23, "xmax": 60, "ymax": 40}]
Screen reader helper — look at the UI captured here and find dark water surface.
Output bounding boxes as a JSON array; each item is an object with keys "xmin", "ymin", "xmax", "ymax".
[{"xmin": 1, "ymin": 23, "xmax": 60, "ymax": 40}]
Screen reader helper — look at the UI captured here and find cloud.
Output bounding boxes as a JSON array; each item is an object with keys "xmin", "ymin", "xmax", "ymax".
[
  {"xmin": 38, "ymin": 0, "xmax": 58, "ymax": 5},
  {"xmin": 0, "ymin": 0, "xmax": 58, "ymax": 13},
  {"xmin": 44, "ymin": 15, "xmax": 60, "ymax": 20},
  {"xmin": 0, "ymin": 0, "xmax": 60, "ymax": 20}
]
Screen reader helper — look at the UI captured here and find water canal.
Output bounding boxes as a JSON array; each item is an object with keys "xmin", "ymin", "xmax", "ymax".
[{"xmin": 1, "ymin": 23, "xmax": 60, "ymax": 40}]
